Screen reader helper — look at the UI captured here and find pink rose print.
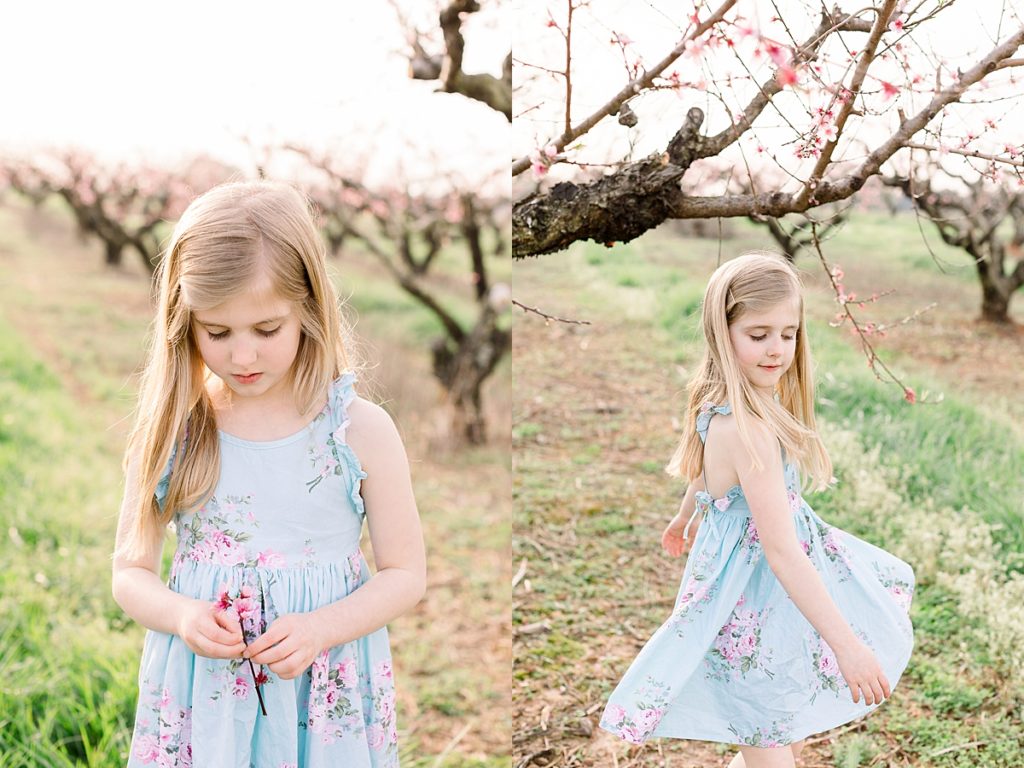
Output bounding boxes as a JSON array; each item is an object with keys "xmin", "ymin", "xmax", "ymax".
[{"xmin": 600, "ymin": 676, "xmax": 671, "ymax": 745}]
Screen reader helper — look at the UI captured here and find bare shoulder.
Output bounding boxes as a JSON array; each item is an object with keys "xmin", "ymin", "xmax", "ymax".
[
  {"xmin": 705, "ymin": 411, "xmax": 779, "ymax": 483},
  {"xmin": 345, "ymin": 396, "xmax": 408, "ymax": 468}
]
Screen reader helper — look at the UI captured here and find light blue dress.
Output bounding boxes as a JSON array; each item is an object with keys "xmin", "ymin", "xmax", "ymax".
[
  {"xmin": 599, "ymin": 403, "xmax": 914, "ymax": 747},
  {"xmin": 127, "ymin": 373, "xmax": 399, "ymax": 768}
]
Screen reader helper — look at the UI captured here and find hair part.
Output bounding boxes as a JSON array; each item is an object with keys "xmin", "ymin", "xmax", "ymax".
[
  {"xmin": 667, "ymin": 251, "xmax": 833, "ymax": 492},
  {"xmin": 116, "ymin": 180, "xmax": 352, "ymax": 561}
]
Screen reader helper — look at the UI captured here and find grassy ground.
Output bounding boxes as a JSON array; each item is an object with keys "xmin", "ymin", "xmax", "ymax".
[
  {"xmin": 512, "ymin": 213, "xmax": 1024, "ymax": 767},
  {"xmin": 0, "ymin": 195, "xmax": 511, "ymax": 767}
]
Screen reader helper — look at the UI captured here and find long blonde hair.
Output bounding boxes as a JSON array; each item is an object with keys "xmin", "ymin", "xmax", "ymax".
[
  {"xmin": 667, "ymin": 251, "xmax": 833, "ymax": 492},
  {"xmin": 117, "ymin": 180, "xmax": 350, "ymax": 560}
]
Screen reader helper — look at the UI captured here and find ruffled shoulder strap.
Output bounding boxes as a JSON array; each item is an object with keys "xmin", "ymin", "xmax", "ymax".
[
  {"xmin": 695, "ymin": 401, "xmax": 732, "ymax": 445},
  {"xmin": 154, "ymin": 427, "xmax": 188, "ymax": 513},
  {"xmin": 328, "ymin": 371, "xmax": 368, "ymax": 519}
]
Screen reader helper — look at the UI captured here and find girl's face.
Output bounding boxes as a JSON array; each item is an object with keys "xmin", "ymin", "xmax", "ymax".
[
  {"xmin": 190, "ymin": 277, "xmax": 303, "ymax": 406},
  {"xmin": 728, "ymin": 297, "xmax": 800, "ymax": 394}
]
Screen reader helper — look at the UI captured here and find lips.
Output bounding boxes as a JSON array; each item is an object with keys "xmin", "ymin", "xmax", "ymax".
[{"xmin": 233, "ymin": 372, "xmax": 263, "ymax": 384}]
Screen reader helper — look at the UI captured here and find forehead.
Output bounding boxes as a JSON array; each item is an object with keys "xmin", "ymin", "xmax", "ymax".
[
  {"xmin": 191, "ymin": 278, "xmax": 291, "ymax": 327},
  {"xmin": 736, "ymin": 298, "xmax": 801, "ymax": 329}
]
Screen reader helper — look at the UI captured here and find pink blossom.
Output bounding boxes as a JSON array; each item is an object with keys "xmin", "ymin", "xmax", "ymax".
[
  {"xmin": 889, "ymin": 17, "xmax": 905, "ymax": 32},
  {"xmin": 776, "ymin": 65, "xmax": 799, "ymax": 88},
  {"xmin": 375, "ymin": 660, "xmax": 393, "ymax": 680},
  {"xmin": 904, "ymin": 387, "xmax": 917, "ymax": 404},
  {"xmin": 763, "ymin": 42, "xmax": 789, "ymax": 67},
  {"xmin": 881, "ymin": 81, "xmax": 899, "ymax": 100}
]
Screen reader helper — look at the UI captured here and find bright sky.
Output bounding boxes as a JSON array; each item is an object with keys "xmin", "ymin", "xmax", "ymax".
[{"xmin": 0, "ymin": 1, "xmax": 508, "ymax": 189}]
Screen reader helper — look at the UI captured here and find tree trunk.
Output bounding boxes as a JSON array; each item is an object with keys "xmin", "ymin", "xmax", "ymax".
[
  {"xmin": 104, "ymin": 240, "xmax": 123, "ymax": 267},
  {"xmin": 431, "ymin": 304, "xmax": 510, "ymax": 444},
  {"xmin": 979, "ymin": 279, "xmax": 1011, "ymax": 323}
]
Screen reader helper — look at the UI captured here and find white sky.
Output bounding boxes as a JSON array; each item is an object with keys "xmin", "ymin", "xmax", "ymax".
[{"xmin": 0, "ymin": 1, "xmax": 509, "ymax": 189}]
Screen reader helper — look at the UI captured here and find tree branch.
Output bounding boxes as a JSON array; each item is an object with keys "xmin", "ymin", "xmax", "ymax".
[{"xmin": 511, "ymin": 0, "xmax": 739, "ymax": 176}]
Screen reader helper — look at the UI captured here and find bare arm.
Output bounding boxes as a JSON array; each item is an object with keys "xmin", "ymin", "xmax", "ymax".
[
  {"xmin": 111, "ymin": 454, "xmax": 244, "ymax": 657},
  {"xmin": 735, "ymin": 421, "xmax": 889, "ymax": 706},
  {"xmin": 662, "ymin": 481, "xmax": 702, "ymax": 557},
  {"xmin": 309, "ymin": 398, "xmax": 427, "ymax": 643},
  {"xmin": 244, "ymin": 398, "xmax": 426, "ymax": 675}
]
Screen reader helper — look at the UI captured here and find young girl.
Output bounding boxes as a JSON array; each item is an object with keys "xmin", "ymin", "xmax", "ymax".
[
  {"xmin": 112, "ymin": 180, "xmax": 425, "ymax": 768},
  {"xmin": 599, "ymin": 252, "xmax": 914, "ymax": 767}
]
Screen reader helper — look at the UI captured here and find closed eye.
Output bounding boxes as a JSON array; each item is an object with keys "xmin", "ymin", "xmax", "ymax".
[
  {"xmin": 206, "ymin": 326, "xmax": 281, "ymax": 341},
  {"xmin": 750, "ymin": 334, "xmax": 796, "ymax": 342}
]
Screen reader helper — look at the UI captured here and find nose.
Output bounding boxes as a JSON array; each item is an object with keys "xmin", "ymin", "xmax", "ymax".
[{"xmin": 230, "ymin": 340, "xmax": 258, "ymax": 368}]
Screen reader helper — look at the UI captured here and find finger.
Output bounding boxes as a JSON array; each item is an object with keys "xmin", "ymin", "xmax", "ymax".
[
  {"xmin": 212, "ymin": 610, "xmax": 244, "ymax": 640},
  {"xmin": 849, "ymin": 682, "xmax": 860, "ymax": 704},
  {"xmin": 881, "ymin": 675, "xmax": 892, "ymax": 699},
  {"xmin": 202, "ymin": 615, "xmax": 245, "ymax": 646},
  {"xmin": 269, "ymin": 650, "xmax": 307, "ymax": 680},
  {"xmin": 247, "ymin": 625, "xmax": 291, "ymax": 662},
  {"xmin": 869, "ymin": 679, "xmax": 885, "ymax": 705},
  {"xmin": 861, "ymin": 684, "xmax": 874, "ymax": 706},
  {"xmin": 249, "ymin": 638, "xmax": 294, "ymax": 671}
]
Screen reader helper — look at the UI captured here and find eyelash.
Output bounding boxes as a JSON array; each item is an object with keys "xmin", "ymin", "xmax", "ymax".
[
  {"xmin": 751, "ymin": 334, "xmax": 795, "ymax": 342},
  {"xmin": 207, "ymin": 327, "xmax": 281, "ymax": 341}
]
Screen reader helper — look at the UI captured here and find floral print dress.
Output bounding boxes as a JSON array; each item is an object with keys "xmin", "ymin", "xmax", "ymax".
[
  {"xmin": 600, "ymin": 403, "xmax": 915, "ymax": 748},
  {"xmin": 127, "ymin": 373, "xmax": 399, "ymax": 768}
]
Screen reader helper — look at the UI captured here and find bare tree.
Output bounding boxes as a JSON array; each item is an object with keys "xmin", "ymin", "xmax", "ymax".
[
  {"xmin": 883, "ymin": 168, "xmax": 1024, "ymax": 322},
  {"xmin": 395, "ymin": 0, "xmax": 511, "ymax": 120},
  {"xmin": 296, "ymin": 146, "xmax": 511, "ymax": 443},
  {"xmin": 1, "ymin": 152, "xmax": 226, "ymax": 272}
]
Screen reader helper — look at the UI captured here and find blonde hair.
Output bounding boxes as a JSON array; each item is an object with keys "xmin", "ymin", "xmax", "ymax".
[
  {"xmin": 667, "ymin": 251, "xmax": 833, "ymax": 492},
  {"xmin": 117, "ymin": 180, "xmax": 350, "ymax": 560}
]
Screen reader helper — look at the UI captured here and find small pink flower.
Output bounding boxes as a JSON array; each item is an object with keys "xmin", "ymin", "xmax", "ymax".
[
  {"xmin": 904, "ymin": 387, "xmax": 916, "ymax": 404},
  {"xmin": 257, "ymin": 549, "xmax": 286, "ymax": 568},
  {"xmin": 232, "ymin": 676, "xmax": 250, "ymax": 699},
  {"xmin": 133, "ymin": 733, "xmax": 162, "ymax": 762},
  {"xmin": 605, "ymin": 704, "xmax": 627, "ymax": 723},
  {"xmin": 881, "ymin": 81, "xmax": 899, "ymax": 100},
  {"xmin": 379, "ymin": 692, "xmax": 396, "ymax": 721},
  {"xmin": 366, "ymin": 723, "xmax": 386, "ymax": 750},
  {"xmin": 713, "ymin": 496, "xmax": 732, "ymax": 511},
  {"xmin": 335, "ymin": 658, "xmax": 358, "ymax": 688},
  {"xmin": 777, "ymin": 65, "xmax": 799, "ymax": 87},
  {"xmin": 374, "ymin": 660, "xmax": 393, "ymax": 680},
  {"xmin": 619, "ymin": 724, "xmax": 644, "ymax": 744},
  {"xmin": 635, "ymin": 706, "xmax": 664, "ymax": 732}
]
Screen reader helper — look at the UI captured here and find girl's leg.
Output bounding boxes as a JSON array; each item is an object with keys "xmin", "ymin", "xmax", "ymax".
[
  {"xmin": 727, "ymin": 740, "xmax": 805, "ymax": 767},
  {"xmin": 733, "ymin": 746, "xmax": 796, "ymax": 768}
]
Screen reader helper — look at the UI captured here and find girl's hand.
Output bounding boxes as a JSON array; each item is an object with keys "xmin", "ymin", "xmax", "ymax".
[
  {"xmin": 176, "ymin": 599, "xmax": 246, "ymax": 659},
  {"xmin": 243, "ymin": 612, "xmax": 326, "ymax": 680},
  {"xmin": 662, "ymin": 511, "xmax": 697, "ymax": 557},
  {"xmin": 835, "ymin": 639, "xmax": 891, "ymax": 706}
]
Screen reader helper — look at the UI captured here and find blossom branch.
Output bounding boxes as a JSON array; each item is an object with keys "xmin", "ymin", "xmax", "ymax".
[{"xmin": 511, "ymin": 0, "xmax": 739, "ymax": 177}]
